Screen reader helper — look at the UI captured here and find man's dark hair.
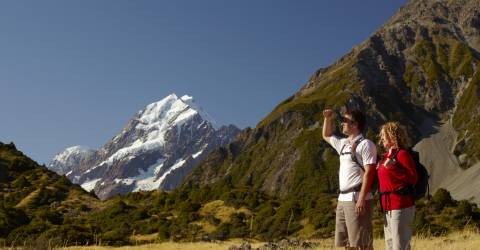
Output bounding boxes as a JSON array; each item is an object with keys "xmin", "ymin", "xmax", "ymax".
[{"xmin": 345, "ymin": 109, "xmax": 366, "ymax": 132}]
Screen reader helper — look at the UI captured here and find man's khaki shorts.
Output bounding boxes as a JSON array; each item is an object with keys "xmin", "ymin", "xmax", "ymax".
[{"xmin": 335, "ymin": 200, "xmax": 373, "ymax": 248}]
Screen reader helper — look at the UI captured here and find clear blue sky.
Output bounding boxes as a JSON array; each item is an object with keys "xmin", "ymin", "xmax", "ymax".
[{"xmin": 0, "ymin": 0, "xmax": 406, "ymax": 164}]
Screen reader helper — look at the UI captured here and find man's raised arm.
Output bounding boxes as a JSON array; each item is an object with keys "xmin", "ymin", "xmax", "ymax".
[{"xmin": 322, "ymin": 109, "xmax": 335, "ymax": 143}]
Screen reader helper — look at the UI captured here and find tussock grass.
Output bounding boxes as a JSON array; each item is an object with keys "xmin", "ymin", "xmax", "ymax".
[
  {"xmin": 410, "ymin": 228, "xmax": 480, "ymax": 250},
  {"xmin": 52, "ymin": 229, "xmax": 480, "ymax": 250},
  {"xmin": 59, "ymin": 239, "xmax": 264, "ymax": 250},
  {"xmin": 129, "ymin": 233, "xmax": 157, "ymax": 243},
  {"xmin": 14, "ymin": 188, "xmax": 40, "ymax": 208},
  {"xmin": 199, "ymin": 200, "xmax": 252, "ymax": 223}
]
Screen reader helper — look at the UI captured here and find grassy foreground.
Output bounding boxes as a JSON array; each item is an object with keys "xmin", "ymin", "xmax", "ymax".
[{"xmin": 55, "ymin": 229, "xmax": 480, "ymax": 250}]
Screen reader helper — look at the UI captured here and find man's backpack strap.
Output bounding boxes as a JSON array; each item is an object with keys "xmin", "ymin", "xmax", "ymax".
[
  {"xmin": 339, "ymin": 137, "xmax": 365, "ymax": 172},
  {"xmin": 340, "ymin": 144, "xmax": 347, "ymax": 156},
  {"xmin": 351, "ymin": 138, "xmax": 365, "ymax": 172}
]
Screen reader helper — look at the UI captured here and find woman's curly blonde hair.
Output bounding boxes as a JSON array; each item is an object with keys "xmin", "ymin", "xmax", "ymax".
[{"xmin": 379, "ymin": 122, "xmax": 411, "ymax": 149}]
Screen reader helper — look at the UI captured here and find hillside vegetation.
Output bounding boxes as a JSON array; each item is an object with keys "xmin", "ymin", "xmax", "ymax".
[
  {"xmin": 2, "ymin": 142, "xmax": 480, "ymax": 246},
  {"xmin": 3, "ymin": 0, "xmax": 480, "ymax": 246}
]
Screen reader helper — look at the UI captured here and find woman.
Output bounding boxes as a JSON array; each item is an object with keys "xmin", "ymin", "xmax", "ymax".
[{"xmin": 377, "ymin": 122, "xmax": 417, "ymax": 250}]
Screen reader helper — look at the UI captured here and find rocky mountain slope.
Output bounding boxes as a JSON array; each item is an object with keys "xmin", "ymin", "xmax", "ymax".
[
  {"xmin": 183, "ymin": 0, "xmax": 480, "ymax": 205},
  {"xmin": 48, "ymin": 94, "xmax": 239, "ymax": 200}
]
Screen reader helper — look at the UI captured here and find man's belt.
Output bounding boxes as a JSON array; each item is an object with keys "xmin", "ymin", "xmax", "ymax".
[{"xmin": 339, "ymin": 183, "xmax": 362, "ymax": 194}]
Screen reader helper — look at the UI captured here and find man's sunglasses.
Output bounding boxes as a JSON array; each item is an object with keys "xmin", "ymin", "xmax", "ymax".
[{"xmin": 339, "ymin": 116, "xmax": 355, "ymax": 124}]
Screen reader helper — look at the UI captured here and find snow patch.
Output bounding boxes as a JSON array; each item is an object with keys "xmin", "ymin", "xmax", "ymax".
[
  {"xmin": 192, "ymin": 150, "xmax": 203, "ymax": 159},
  {"xmin": 156, "ymin": 158, "xmax": 187, "ymax": 186},
  {"xmin": 114, "ymin": 178, "xmax": 135, "ymax": 186},
  {"xmin": 133, "ymin": 158, "xmax": 166, "ymax": 192},
  {"xmin": 99, "ymin": 140, "xmax": 163, "ymax": 167},
  {"xmin": 81, "ymin": 178, "xmax": 101, "ymax": 192}
]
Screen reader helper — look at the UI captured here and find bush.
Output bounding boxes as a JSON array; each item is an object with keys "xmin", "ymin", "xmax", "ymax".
[
  {"xmin": 413, "ymin": 210, "xmax": 429, "ymax": 234},
  {"xmin": 157, "ymin": 221, "xmax": 171, "ymax": 241},
  {"xmin": 179, "ymin": 201, "xmax": 201, "ymax": 213},
  {"xmin": 205, "ymin": 213, "xmax": 221, "ymax": 226},
  {"xmin": 44, "ymin": 224, "xmax": 93, "ymax": 245},
  {"xmin": 209, "ymin": 223, "xmax": 230, "ymax": 241},
  {"xmin": 6, "ymin": 219, "xmax": 49, "ymax": 244},
  {"xmin": 426, "ymin": 224, "xmax": 449, "ymax": 237},
  {"xmin": 131, "ymin": 207, "xmax": 149, "ymax": 221},
  {"xmin": 253, "ymin": 202, "xmax": 276, "ymax": 235},
  {"xmin": 228, "ymin": 213, "xmax": 249, "ymax": 238},
  {"xmin": 106, "ymin": 200, "xmax": 132, "ymax": 218},
  {"xmin": 12, "ymin": 176, "xmax": 30, "ymax": 188},
  {"xmin": 457, "ymin": 200, "xmax": 473, "ymax": 217},
  {"xmin": 431, "ymin": 188, "xmax": 454, "ymax": 210},
  {"xmin": 34, "ymin": 209, "xmax": 63, "ymax": 225},
  {"xmin": 100, "ymin": 222, "xmax": 131, "ymax": 246},
  {"xmin": 0, "ymin": 207, "xmax": 29, "ymax": 237}
]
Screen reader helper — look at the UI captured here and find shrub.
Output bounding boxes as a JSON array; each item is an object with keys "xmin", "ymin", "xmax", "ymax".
[
  {"xmin": 209, "ymin": 223, "xmax": 230, "ymax": 241},
  {"xmin": 431, "ymin": 188, "xmax": 454, "ymax": 210},
  {"xmin": 0, "ymin": 207, "xmax": 29, "ymax": 237},
  {"xmin": 12, "ymin": 176, "xmax": 30, "ymax": 188},
  {"xmin": 157, "ymin": 223, "xmax": 170, "ymax": 241},
  {"xmin": 106, "ymin": 200, "xmax": 132, "ymax": 218},
  {"xmin": 414, "ymin": 210, "xmax": 429, "ymax": 234},
  {"xmin": 228, "ymin": 212, "xmax": 249, "ymax": 238},
  {"xmin": 100, "ymin": 222, "xmax": 131, "ymax": 246},
  {"xmin": 457, "ymin": 200, "xmax": 473, "ymax": 217},
  {"xmin": 204, "ymin": 213, "xmax": 221, "ymax": 226},
  {"xmin": 131, "ymin": 207, "xmax": 149, "ymax": 221},
  {"xmin": 44, "ymin": 224, "xmax": 93, "ymax": 245},
  {"xmin": 33, "ymin": 209, "xmax": 62, "ymax": 225}
]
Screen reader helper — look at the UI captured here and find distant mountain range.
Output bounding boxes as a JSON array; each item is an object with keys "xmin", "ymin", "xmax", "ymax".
[{"xmin": 48, "ymin": 94, "xmax": 239, "ymax": 200}]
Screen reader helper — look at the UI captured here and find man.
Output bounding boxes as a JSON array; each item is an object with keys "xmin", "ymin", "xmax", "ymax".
[{"xmin": 322, "ymin": 109, "xmax": 377, "ymax": 250}]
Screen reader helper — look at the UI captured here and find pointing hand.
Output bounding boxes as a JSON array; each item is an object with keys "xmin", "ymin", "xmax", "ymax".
[{"xmin": 323, "ymin": 109, "xmax": 334, "ymax": 119}]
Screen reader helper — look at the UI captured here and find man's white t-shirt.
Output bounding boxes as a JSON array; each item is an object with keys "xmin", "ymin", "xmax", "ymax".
[{"xmin": 327, "ymin": 134, "xmax": 377, "ymax": 201}]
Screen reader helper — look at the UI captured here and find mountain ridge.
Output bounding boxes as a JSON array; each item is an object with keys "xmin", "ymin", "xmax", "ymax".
[{"xmin": 183, "ymin": 0, "xmax": 480, "ymax": 203}]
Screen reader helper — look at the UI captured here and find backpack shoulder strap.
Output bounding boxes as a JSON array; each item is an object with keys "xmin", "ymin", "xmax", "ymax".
[
  {"xmin": 392, "ymin": 148, "xmax": 412, "ymax": 167},
  {"xmin": 340, "ymin": 143, "xmax": 347, "ymax": 155},
  {"xmin": 392, "ymin": 148, "xmax": 413, "ymax": 177},
  {"xmin": 351, "ymin": 137, "xmax": 365, "ymax": 172},
  {"xmin": 392, "ymin": 149, "xmax": 400, "ymax": 160}
]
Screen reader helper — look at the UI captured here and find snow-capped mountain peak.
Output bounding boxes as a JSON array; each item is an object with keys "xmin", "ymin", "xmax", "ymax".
[
  {"xmin": 138, "ymin": 93, "xmax": 217, "ymax": 129},
  {"xmin": 48, "ymin": 93, "xmax": 240, "ymax": 200}
]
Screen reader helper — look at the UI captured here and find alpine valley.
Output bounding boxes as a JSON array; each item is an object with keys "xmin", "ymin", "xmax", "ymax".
[{"xmin": 2, "ymin": 0, "xmax": 480, "ymax": 246}]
